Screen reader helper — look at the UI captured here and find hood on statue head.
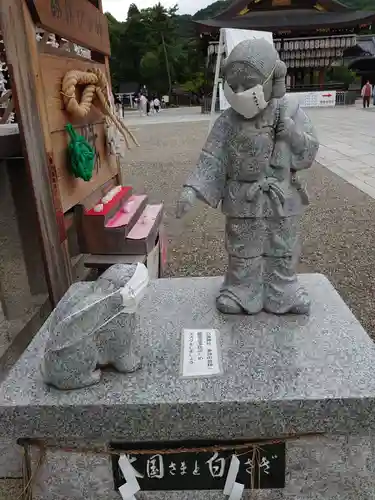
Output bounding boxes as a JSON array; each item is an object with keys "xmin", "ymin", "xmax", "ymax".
[{"xmin": 222, "ymin": 38, "xmax": 287, "ymax": 119}]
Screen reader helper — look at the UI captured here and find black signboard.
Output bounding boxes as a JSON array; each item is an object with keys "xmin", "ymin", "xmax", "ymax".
[{"xmin": 110, "ymin": 440, "xmax": 286, "ymax": 491}]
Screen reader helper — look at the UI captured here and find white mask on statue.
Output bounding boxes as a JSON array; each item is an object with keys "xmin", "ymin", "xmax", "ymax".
[{"xmin": 223, "ymin": 65, "xmax": 276, "ymax": 119}]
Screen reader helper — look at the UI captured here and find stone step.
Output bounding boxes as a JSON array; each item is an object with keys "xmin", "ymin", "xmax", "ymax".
[
  {"xmin": 105, "ymin": 194, "xmax": 148, "ymax": 230},
  {"xmin": 123, "ymin": 203, "xmax": 164, "ymax": 255},
  {"xmin": 84, "ymin": 185, "xmax": 132, "ymax": 221}
]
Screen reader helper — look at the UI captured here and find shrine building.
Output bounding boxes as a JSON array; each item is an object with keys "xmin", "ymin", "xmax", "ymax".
[{"xmin": 196, "ymin": 0, "xmax": 375, "ymax": 90}]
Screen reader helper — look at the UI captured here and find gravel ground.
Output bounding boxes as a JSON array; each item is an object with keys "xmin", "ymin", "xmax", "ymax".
[
  {"xmin": 123, "ymin": 120, "xmax": 375, "ymax": 337},
  {"xmin": 0, "ymin": 479, "xmax": 22, "ymax": 498}
]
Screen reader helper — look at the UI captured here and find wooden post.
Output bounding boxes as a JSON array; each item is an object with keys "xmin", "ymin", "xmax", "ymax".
[
  {"xmin": 209, "ymin": 29, "xmax": 224, "ymax": 133},
  {"xmin": 0, "ymin": 0, "xmax": 71, "ymax": 305}
]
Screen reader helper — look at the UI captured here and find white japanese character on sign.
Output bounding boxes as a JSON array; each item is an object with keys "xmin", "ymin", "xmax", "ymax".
[
  {"xmin": 180, "ymin": 461, "xmax": 188, "ymax": 475},
  {"xmin": 146, "ymin": 454, "xmax": 164, "ymax": 479},
  {"xmin": 245, "ymin": 458, "xmax": 254, "ymax": 474},
  {"xmin": 260, "ymin": 457, "xmax": 270, "ymax": 475},
  {"xmin": 169, "ymin": 461, "xmax": 177, "ymax": 476},
  {"xmin": 193, "ymin": 461, "xmax": 200, "ymax": 476},
  {"xmin": 206, "ymin": 452, "xmax": 225, "ymax": 478},
  {"xmin": 199, "ymin": 334, "xmax": 204, "ymax": 360}
]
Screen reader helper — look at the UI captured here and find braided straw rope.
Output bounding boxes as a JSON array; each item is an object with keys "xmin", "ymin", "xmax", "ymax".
[{"xmin": 61, "ymin": 68, "xmax": 139, "ymax": 149}]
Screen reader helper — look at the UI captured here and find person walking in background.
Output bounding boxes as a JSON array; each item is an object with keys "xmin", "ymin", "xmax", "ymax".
[
  {"xmin": 146, "ymin": 96, "xmax": 150, "ymax": 116},
  {"xmin": 114, "ymin": 94, "xmax": 121, "ymax": 116},
  {"xmin": 139, "ymin": 94, "xmax": 147, "ymax": 116},
  {"xmin": 149, "ymin": 97, "xmax": 155, "ymax": 115},
  {"xmin": 361, "ymin": 80, "xmax": 372, "ymax": 108},
  {"xmin": 153, "ymin": 96, "xmax": 160, "ymax": 113}
]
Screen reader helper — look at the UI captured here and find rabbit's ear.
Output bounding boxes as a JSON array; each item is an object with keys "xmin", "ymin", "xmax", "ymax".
[{"xmin": 272, "ymin": 59, "xmax": 287, "ymax": 99}]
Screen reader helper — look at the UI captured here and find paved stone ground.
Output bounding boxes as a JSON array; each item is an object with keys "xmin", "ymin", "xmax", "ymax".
[{"xmin": 311, "ymin": 104, "xmax": 375, "ymax": 200}]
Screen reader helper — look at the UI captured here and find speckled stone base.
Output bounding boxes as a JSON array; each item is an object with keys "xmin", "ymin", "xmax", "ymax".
[{"xmin": 2, "ymin": 274, "xmax": 375, "ymax": 498}]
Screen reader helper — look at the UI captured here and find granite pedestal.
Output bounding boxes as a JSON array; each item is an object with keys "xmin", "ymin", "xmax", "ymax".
[{"xmin": 1, "ymin": 274, "xmax": 375, "ymax": 498}]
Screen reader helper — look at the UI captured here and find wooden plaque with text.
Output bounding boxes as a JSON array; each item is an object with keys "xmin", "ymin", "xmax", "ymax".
[{"xmin": 27, "ymin": 0, "xmax": 111, "ymax": 54}]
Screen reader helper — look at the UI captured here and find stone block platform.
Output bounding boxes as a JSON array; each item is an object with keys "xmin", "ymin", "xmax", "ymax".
[{"xmin": 1, "ymin": 274, "xmax": 375, "ymax": 498}]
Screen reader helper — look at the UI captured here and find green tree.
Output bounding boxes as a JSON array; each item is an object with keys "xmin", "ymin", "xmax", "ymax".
[
  {"xmin": 181, "ymin": 72, "xmax": 205, "ymax": 93},
  {"xmin": 106, "ymin": 13, "xmax": 123, "ymax": 89},
  {"xmin": 105, "ymin": 2, "xmax": 206, "ymax": 96},
  {"xmin": 142, "ymin": 4, "xmax": 180, "ymax": 93},
  {"xmin": 193, "ymin": 0, "xmax": 230, "ymax": 19},
  {"xmin": 328, "ymin": 66, "xmax": 356, "ymax": 86},
  {"xmin": 127, "ymin": 3, "xmax": 140, "ymax": 18},
  {"xmin": 140, "ymin": 51, "xmax": 160, "ymax": 82}
]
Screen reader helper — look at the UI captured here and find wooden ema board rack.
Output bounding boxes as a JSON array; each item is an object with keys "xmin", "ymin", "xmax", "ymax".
[
  {"xmin": 78, "ymin": 185, "xmax": 163, "ymax": 255},
  {"xmin": 0, "ymin": 0, "xmax": 118, "ymax": 305},
  {"xmin": 39, "ymin": 52, "xmax": 118, "ymax": 213}
]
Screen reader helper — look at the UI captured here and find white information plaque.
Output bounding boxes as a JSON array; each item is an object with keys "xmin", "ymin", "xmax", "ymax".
[{"xmin": 181, "ymin": 329, "xmax": 222, "ymax": 378}]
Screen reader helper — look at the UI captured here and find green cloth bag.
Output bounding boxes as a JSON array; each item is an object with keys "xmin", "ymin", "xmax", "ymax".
[{"xmin": 65, "ymin": 123, "xmax": 95, "ymax": 182}]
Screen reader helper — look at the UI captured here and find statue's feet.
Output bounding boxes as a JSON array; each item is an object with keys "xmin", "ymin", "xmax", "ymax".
[
  {"xmin": 216, "ymin": 295, "xmax": 244, "ymax": 314},
  {"xmin": 264, "ymin": 289, "xmax": 310, "ymax": 315},
  {"xmin": 288, "ymin": 294, "xmax": 310, "ymax": 315}
]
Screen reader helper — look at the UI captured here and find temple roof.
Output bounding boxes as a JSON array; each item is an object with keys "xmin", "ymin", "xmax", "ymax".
[
  {"xmin": 348, "ymin": 34, "xmax": 375, "ymax": 56},
  {"xmin": 197, "ymin": 10, "xmax": 375, "ymax": 32},
  {"xmin": 348, "ymin": 56, "xmax": 375, "ymax": 72},
  {"xmin": 213, "ymin": 0, "xmax": 349, "ymax": 20},
  {"xmin": 196, "ymin": 0, "xmax": 375, "ymax": 33}
]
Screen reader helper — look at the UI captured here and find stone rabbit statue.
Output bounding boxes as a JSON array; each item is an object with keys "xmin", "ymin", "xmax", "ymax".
[
  {"xmin": 177, "ymin": 38, "xmax": 319, "ymax": 315},
  {"xmin": 41, "ymin": 263, "xmax": 149, "ymax": 390}
]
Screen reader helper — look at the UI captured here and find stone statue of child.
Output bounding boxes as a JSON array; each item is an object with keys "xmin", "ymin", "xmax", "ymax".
[
  {"xmin": 177, "ymin": 39, "xmax": 319, "ymax": 315},
  {"xmin": 41, "ymin": 263, "xmax": 149, "ymax": 390}
]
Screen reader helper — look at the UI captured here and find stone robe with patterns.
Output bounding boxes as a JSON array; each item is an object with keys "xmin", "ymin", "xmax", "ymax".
[{"xmin": 184, "ymin": 96, "xmax": 319, "ymax": 313}]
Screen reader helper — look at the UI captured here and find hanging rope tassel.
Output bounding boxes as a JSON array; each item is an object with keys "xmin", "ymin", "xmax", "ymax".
[
  {"xmin": 61, "ymin": 68, "xmax": 139, "ymax": 148},
  {"xmin": 65, "ymin": 123, "xmax": 95, "ymax": 181}
]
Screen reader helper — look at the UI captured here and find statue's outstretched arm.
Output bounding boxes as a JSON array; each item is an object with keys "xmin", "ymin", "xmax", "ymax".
[{"xmin": 177, "ymin": 113, "xmax": 231, "ymax": 218}]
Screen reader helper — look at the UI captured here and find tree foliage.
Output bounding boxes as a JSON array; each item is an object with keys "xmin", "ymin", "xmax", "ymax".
[
  {"xmin": 344, "ymin": 0, "xmax": 375, "ymax": 8},
  {"xmin": 127, "ymin": 3, "xmax": 140, "ymax": 18},
  {"xmin": 105, "ymin": 3, "xmax": 206, "ymax": 96},
  {"xmin": 192, "ymin": 0, "xmax": 231, "ymax": 20},
  {"xmin": 328, "ymin": 66, "xmax": 357, "ymax": 86}
]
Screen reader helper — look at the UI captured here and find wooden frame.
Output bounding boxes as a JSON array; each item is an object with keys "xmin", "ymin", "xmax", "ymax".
[{"xmin": 0, "ymin": 0, "xmax": 117, "ymax": 305}]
